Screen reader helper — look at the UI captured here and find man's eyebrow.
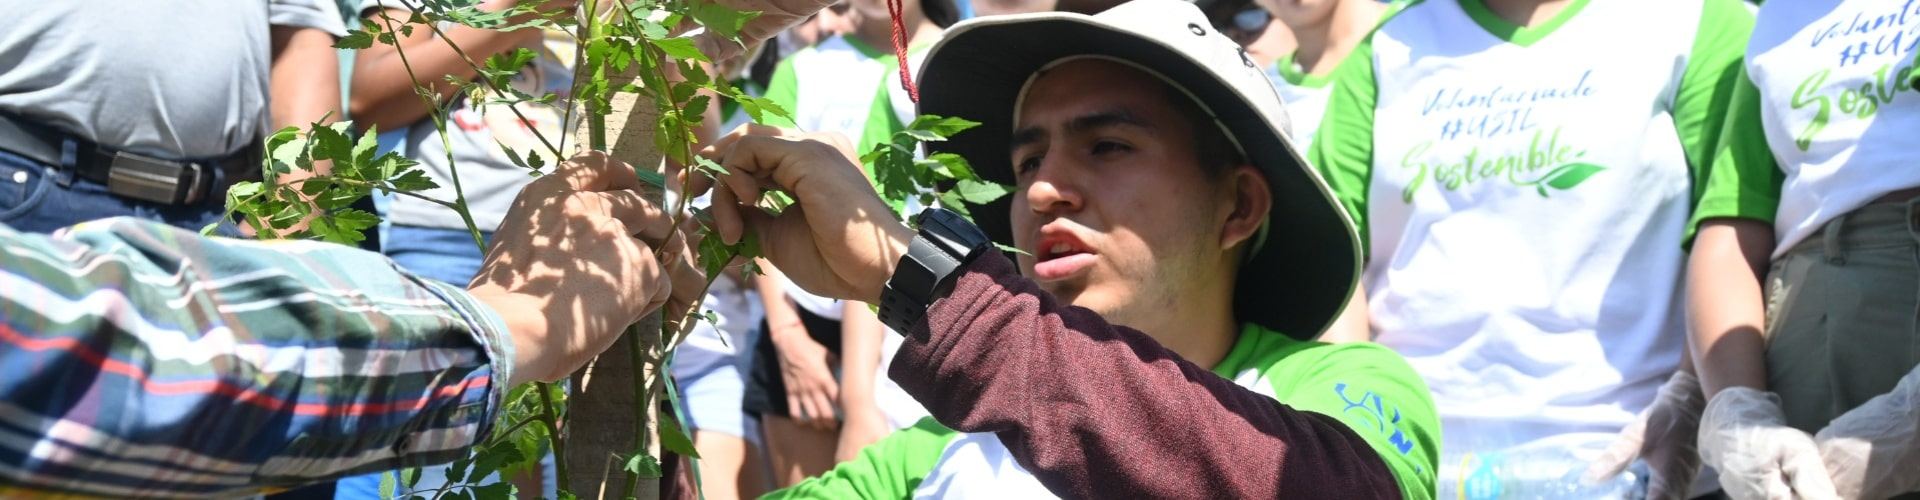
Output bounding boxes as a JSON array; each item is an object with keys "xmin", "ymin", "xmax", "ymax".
[{"xmin": 1008, "ymin": 108, "xmax": 1151, "ymax": 153}]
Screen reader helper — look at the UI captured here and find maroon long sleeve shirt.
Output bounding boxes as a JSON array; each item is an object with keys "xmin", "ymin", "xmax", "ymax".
[{"xmin": 887, "ymin": 253, "xmax": 1411, "ymax": 499}]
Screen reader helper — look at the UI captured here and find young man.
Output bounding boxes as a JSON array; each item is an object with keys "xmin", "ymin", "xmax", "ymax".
[{"xmin": 692, "ymin": 0, "xmax": 1440, "ymax": 497}]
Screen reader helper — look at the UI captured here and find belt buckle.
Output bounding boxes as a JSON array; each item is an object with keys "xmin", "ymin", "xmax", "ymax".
[{"xmin": 108, "ymin": 151, "xmax": 204, "ymax": 205}]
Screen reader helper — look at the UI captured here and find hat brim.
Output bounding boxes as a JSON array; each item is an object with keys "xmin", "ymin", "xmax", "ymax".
[{"xmin": 917, "ymin": 12, "xmax": 1361, "ymax": 340}]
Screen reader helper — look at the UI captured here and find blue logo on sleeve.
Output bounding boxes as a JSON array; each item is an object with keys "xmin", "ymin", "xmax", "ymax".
[{"xmin": 1334, "ymin": 382, "xmax": 1422, "ymax": 474}]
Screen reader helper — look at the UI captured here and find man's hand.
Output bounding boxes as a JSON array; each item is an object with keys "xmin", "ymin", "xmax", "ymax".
[
  {"xmin": 772, "ymin": 323, "xmax": 842, "ymax": 431},
  {"xmin": 692, "ymin": 125, "xmax": 911, "ymax": 303},
  {"xmin": 1586, "ymin": 371, "xmax": 1706, "ymax": 499},
  {"xmin": 1816, "ymin": 364, "xmax": 1920, "ymax": 499},
  {"xmin": 1700, "ymin": 387, "xmax": 1841, "ymax": 500},
  {"xmin": 689, "ymin": 0, "xmax": 844, "ymax": 61},
  {"xmin": 468, "ymin": 151, "xmax": 700, "ymax": 387}
]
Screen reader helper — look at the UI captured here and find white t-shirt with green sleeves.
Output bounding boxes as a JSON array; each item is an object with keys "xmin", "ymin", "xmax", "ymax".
[
  {"xmin": 768, "ymin": 324, "xmax": 1442, "ymax": 500},
  {"xmin": 1308, "ymin": 0, "xmax": 1752, "ymax": 460},
  {"xmin": 1267, "ymin": 2, "xmax": 1406, "ymax": 152},
  {"xmin": 1709, "ymin": 0, "xmax": 1920, "ymax": 257},
  {"xmin": 1269, "ymin": 55, "xmax": 1337, "ymax": 152}
]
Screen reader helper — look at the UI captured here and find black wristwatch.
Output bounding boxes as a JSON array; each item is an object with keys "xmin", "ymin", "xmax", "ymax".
[{"xmin": 877, "ymin": 208, "xmax": 994, "ymax": 333}]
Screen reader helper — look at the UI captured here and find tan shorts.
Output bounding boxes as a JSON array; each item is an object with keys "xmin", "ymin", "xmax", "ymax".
[{"xmin": 1764, "ymin": 198, "xmax": 1920, "ymax": 433}]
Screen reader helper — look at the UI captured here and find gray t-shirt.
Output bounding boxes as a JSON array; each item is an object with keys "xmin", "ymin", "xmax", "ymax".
[
  {"xmin": 0, "ymin": 1, "xmax": 344, "ymax": 160},
  {"xmin": 359, "ymin": 0, "xmax": 579, "ymax": 232}
]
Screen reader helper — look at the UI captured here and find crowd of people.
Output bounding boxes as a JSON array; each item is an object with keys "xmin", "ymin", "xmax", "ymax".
[{"xmin": 1, "ymin": 0, "xmax": 1918, "ymax": 499}]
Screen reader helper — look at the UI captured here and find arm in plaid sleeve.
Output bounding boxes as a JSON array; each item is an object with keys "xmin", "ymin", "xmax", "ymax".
[{"xmin": 0, "ymin": 217, "xmax": 515, "ymax": 498}]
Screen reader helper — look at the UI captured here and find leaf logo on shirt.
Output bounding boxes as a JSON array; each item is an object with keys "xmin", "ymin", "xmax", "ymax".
[{"xmin": 1518, "ymin": 162, "xmax": 1605, "ymax": 198}]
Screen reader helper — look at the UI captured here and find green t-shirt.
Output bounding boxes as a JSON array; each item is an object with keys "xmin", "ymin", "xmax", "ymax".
[{"xmin": 768, "ymin": 324, "xmax": 1441, "ymax": 499}]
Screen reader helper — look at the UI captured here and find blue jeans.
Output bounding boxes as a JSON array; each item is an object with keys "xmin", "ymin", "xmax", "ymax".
[
  {"xmin": 0, "ymin": 148, "xmax": 227, "ymax": 233},
  {"xmin": 384, "ymin": 225, "xmax": 493, "ymax": 285}
]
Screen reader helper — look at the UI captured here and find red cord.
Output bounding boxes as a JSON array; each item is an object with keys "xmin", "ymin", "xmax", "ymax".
[{"xmin": 887, "ymin": 0, "xmax": 919, "ymax": 102}]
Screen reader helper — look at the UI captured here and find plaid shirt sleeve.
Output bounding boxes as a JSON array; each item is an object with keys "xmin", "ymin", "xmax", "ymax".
[{"xmin": 0, "ymin": 218, "xmax": 516, "ymax": 498}]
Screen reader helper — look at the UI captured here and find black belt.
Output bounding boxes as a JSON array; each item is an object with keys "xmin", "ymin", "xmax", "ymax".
[{"xmin": 0, "ymin": 113, "xmax": 258, "ymax": 206}]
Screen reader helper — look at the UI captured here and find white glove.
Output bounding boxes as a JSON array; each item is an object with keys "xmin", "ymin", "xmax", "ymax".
[
  {"xmin": 1700, "ymin": 387, "xmax": 1841, "ymax": 500},
  {"xmin": 1815, "ymin": 364, "xmax": 1920, "ymax": 499},
  {"xmin": 1587, "ymin": 371, "xmax": 1706, "ymax": 500},
  {"xmin": 690, "ymin": 0, "xmax": 843, "ymax": 62}
]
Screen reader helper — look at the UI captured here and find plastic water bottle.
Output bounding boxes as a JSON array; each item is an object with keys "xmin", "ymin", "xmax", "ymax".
[{"xmin": 1439, "ymin": 448, "xmax": 1644, "ymax": 500}]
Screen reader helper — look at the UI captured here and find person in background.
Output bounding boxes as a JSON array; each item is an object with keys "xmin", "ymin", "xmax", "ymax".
[
  {"xmin": 0, "ymin": 1, "xmax": 345, "ymax": 234},
  {"xmin": 971, "ymin": 0, "xmax": 1054, "ymax": 16},
  {"xmin": 1307, "ymin": 0, "xmax": 1752, "ymax": 496},
  {"xmin": 745, "ymin": 0, "xmax": 954, "ymax": 485},
  {"xmin": 1224, "ymin": 5, "xmax": 1296, "ymax": 69},
  {"xmin": 1256, "ymin": 0, "xmax": 1396, "ymax": 153},
  {"xmin": 1598, "ymin": 1, "xmax": 1920, "ymax": 498},
  {"xmin": 0, "ymin": 151, "xmax": 692, "ymax": 498}
]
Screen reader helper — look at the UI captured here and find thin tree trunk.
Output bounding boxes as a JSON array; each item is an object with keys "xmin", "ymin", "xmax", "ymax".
[{"xmin": 567, "ymin": 61, "xmax": 666, "ymax": 500}]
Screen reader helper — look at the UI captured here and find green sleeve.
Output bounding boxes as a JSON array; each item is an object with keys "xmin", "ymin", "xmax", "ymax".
[
  {"xmin": 858, "ymin": 72, "xmax": 906, "ymax": 158},
  {"xmin": 1684, "ymin": 65, "xmax": 1784, "ymax": 249},
  {"xmin": 759, "ymin": 55, "xmax": 801, "ymax": 128},
  {"xmin": 1307, "ymin": 38, "xmax": 1380, "ymax": 256},
  {"xmin": 764, "ymin": 418, "xmax": 958, "ymax": 499},
  {"xmin": 1672, "ymin": 0, "xmax": 1764, "ymax": 248},
  {"xmin": 1270, "ymin": 342, "xmax": 1441, "ymax": 500}
]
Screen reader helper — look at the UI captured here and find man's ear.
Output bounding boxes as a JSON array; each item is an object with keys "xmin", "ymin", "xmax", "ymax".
[{"xmin": 1219, "ymin": 165, "xmax": 1271, "ymax": 252}]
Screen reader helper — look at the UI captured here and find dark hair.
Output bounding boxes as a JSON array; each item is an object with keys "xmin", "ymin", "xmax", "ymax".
[{"xmin": 924, "ymin": 0, "xmax": 960, "ymax": 27}]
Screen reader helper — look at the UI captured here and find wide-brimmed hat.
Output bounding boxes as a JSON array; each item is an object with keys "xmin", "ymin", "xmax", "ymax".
[{"xmin": 916, "ymin": 0, "xmax": 1360, "ymax": 340}]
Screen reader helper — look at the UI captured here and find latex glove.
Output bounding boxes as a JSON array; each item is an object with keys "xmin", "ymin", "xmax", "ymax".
[
  {"xmin": 1587, "ymin": 371, "xmax": 1706, "ymax": 500},
  {"xmin": 1815, "ymin": 364, "xmax": 1920, "ymax": 499},
  {"xmin": 1700, "ymin": 387, "xmax": 1842, "ymax": 500},
  {"xmin": 690, "ymin": 0, "xmax": 844, "ymax": 62}
]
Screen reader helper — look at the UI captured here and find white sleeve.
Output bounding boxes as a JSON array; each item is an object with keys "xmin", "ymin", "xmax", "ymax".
[{"xmin": 269, "ymin": 0, "xmax": 349, "ymax": 36}]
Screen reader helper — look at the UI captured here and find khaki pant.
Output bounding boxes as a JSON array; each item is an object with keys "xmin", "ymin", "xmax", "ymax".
[{"xmin": 1764, "ymin": 198, "xmax": 1920, "ymax": 434}]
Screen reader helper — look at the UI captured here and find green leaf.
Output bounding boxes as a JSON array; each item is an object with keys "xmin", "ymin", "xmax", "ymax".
[
  {"xmin": 297, "ymin": 178, "xmax": 333, "ymax": 197},
  {"xmin": 486, "ymin": 48, "xmax": 537, "ymax": 74},
  {"xmin": 650, "ymin": 37, "xmax": 708, "ymax": 63},
  {"xmin": 927, "ymin": 153, "xmax": 975, "ymax": 180},
  {"xmin": 390, "ymin": 168, "xmax": 440, "ymax": 192},
  {"xmin": 331, "ymin": 209, "xmax": 380, "ymax": 236},
  {"xmin": 377, "ymin": 471, "xmax": 396, "ymax": 498},
  {"xmin": 624, "ymin": 454, "xmax": 663, "ymax": 479},
  {"xmin": 900, "ymin": 129, "xmax": 942, "ymax": 142},
  {"xmin": 1541, "ymin": 162, "xmax": 1606, "ymax": 191},
  {"xmin": 938, "ymin": 190, "xmax": 971, "ymax": 218},
  {"xmin": 683, "ymin": 95, "xmax": 711, "ymax": 124},
  {"xmin": 334, "ymin": 29, "xmax": 374, "ymax": 49},
  {"xmin": 661, "ymin": 414, "xmax": 701, "ymax": 458},
  {"xmin": 445, "ymin": 458, "xmax": 472, "ymax": 484},
  {"xmin": 738, "ymin": 96, "xmax": 790, "ymax": 125},
  {"xmin": 994, "ymin": 242, "xmax": 1031, "ymax": 256},
  {"xmin": 470, "ymin": 482, "xmax": 515, "ymax": 499},
  {"xmin": 911, "ymin": 115, "xmax": 982, "ymax": 138},
  {"xmin": 689, "ymin": 3, "xmax": 760, "ymax": 40},
  {"xmin": 952, "ymin": 179, "xmax": 1015, "ymax": 205},
  {"xmin": 350, "ymin": 126, "xmax": 381, "ymax": 169},
  {"xmin": 693, "ymin": 156, "xmax": 729, "ymax": 177},
  {"xmin": 309, "ymin": 124, "xmax": 354, "ymax": 164},
  {"xmin": 403, "ymin": 467, "xmax": 422, "ymax": 488}
]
